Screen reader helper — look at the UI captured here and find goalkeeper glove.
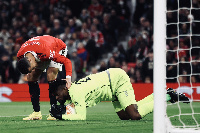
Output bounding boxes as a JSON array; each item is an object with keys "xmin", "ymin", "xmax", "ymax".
[{"xmin": 49, "ymin": 104, "xmax": 66, "ymax": 120}]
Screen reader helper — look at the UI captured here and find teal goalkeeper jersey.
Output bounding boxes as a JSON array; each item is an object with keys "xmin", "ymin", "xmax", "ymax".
[{"xmin": 62, "ymin": 68, "xmax": 118, "ymax": 120}]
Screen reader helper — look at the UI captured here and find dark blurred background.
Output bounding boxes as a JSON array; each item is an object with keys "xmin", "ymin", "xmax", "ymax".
[{"xmin": 0, "ymin": 0, "xmax": 199, "ymax": 84}]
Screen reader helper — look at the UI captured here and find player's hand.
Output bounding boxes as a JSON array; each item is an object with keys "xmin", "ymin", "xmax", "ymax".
[{"xmin": 63, "ymin": 78, "xmax": 71, "ymax": 89}]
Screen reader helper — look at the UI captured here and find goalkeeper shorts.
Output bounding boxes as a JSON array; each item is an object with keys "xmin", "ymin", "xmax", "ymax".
[{"xmin": 108, "ymin": 68, "xmax": 137, "ymax": 112}]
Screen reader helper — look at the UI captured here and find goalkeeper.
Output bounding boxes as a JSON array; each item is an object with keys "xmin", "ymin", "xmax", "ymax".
[{"xmin": 50, "ymin": 68, "xmax": 189, "ymax": 120}]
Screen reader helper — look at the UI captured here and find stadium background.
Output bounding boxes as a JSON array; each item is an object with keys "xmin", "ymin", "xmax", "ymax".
[
  {"xmin": 0, "ymin": 0, "xmax": 199, "ymax": 100},
  {"xmin": 0, "ymin": 1, "xmax": 200, "ymax": 133},
  {"xmin": 1, "ymin": 83, "xmax": 200, "ymax": 102}
]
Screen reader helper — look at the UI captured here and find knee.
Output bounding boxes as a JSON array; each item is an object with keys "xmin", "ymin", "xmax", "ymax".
[
  {"xmin": 130, "ymin": 113, "xmax": 142, "ymax": 120},
  {"xmin": 118, "ymin": 111, "xmax": 141, "ymax": 120},
  {"xmin": 47, "ymin": 68, "xmax": 58, "ymax": 81},
  {"xmin": 27, "ymin": 74, "xmax": 39, "ymax": 82},
  {"xmin": 27, "ymin": 69, "xmax": 43, "ymax": 81},
  {"xmin": 119, "ymin": 117, "xmax": 130, "ymax": 120},
  {"xmin": 27, "ymin": 73, "xmax": 34, "ymax": 81},
  {"xmin": 125, "ymin": 104, "xmax": 142, "ymax": 120},
  {"xmin": 47, "ymin": 73, "xmax": 57, "ymax": 81},
  {"xmin": 27, "ymin": 74, "xmax": 31, "ymax": 81}
]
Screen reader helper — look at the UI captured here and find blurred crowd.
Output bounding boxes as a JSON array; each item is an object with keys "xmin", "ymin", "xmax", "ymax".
[
  {"xmin": 0, "ymin": 0, "xmax": 199, "ymax": 84},
  {"xmin": 166, "ymin": 0, "xmax": 200, "ymax": 83},
  {"xmin": 0, "ymin": 0, "xmax": 131, "ymax": 83}
]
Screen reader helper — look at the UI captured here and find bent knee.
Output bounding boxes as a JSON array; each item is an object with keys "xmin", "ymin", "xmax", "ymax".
[
  {"xmin": 27, "ymin": 74, "xmax": 39, "ymax": 81},
  {"xmin": 125, "ymin": 104, "xmax": 142, "ymax": 120},
  {"xmin": 119, "ymin": 117, "xmax": 130, "ymax": 120},
  {"xmin": 27, "ymin": 69, "xmax": 43, "ymax": 81},
  {"xmin": 27, "ymin": 74, "xmax": 32, "ymax": 81},
  {"xmin": 118, "ymin": 112, "xmax": 141, "ymax": 120},
  {"xmin": 27, "ymin": 73, "xmax": 38, "ymax": 81},
  {"xmin": 130, "ymin": 113, "xmax": 142, "ymax": 120},
  {"xmin": 47, "ymin": 67, "xmax": 59, "ymax": 81}
]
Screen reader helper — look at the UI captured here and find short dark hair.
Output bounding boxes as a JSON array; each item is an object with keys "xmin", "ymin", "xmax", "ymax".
[
  {"xmin": 55, "ymin": 79, "xmax": 66, "ymax": 85},
  {"xmin": 17, "ymin": 57, "xmax": 31, "ymax": 74},
  {"xmin": 55, "ymin": 80, "xmax": 67, "ymax": 90}
]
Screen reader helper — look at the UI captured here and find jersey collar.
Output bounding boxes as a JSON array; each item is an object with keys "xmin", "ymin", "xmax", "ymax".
[{"xmin": 24, "ymin": 51, "xmax": 41, "ymax": 62}]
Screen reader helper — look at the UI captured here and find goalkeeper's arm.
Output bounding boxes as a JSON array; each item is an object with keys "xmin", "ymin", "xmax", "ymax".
[
  {"xmin": 62, "ymin": 100, "xmax": 86, "ymax": 120},
  {"xmin": 50, "ymin": 100, "xmax": 86, "ymax": 120}
]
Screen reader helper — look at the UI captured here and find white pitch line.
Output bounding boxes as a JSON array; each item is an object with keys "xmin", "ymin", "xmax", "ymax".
[
  {"xmin": 0, "ymin": 114, "xmax": 49, "ymax": 117},
  {"xmin": 0, "ymin": 114, "xmax": 116, "ymax": 117},
  {"xmin": 0, "ymin": 105, "xmax": 51, "ymax": 107}
]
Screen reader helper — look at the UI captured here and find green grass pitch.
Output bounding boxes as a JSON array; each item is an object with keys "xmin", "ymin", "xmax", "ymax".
[{"xmin": 0, "ymin": 102, "xmax": 200, "ymax": 133}]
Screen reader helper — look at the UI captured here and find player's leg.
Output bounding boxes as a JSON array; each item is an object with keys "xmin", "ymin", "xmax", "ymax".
[
  {"xmin": 135, "ymin": 88, "xmax": 190, "ymax": 118},
  {"xmin": 116, "ymin": 104, "xmax": 141, "ymax": 120},
  {"xmin": 113, "ymin": 91, "xmax": 143, "ymax": 120},
  {"xmin": 110, "ymin": 68, "xmax": 153, "ymax": 120},
  {"xmin": 136, "ymin": 94, "xmax": 154, "ymax": 118},
  {"xmin": 124, "ymin": 104, "xmax": 142, "ymax": 120},
  {"xmin": 116, "ymin": 110, "xmax": 130, "ymax": 120},
  {"xmin": 47, "ymin": 67, "xmax": 59, "ymax": 106},
  {"xmin": 112, "ymin": 100, "xmax": 131, "ymax": 120},
  {"xmin": 117, "ymin": 90, "xmax": 189, "ymax": 120},
  {"xmin": 46, "ymin": 60, "xmax": 63, "ymax": 120},
  {"xmin": 47, "ymin": 47, "xmax": 67, "ymax": 106},
  {"xmin": 23, "ymin": 69, "xmax": 43, "ymax": 120},
  {"xmin": 114, "ymin": 92, "xmax": 154, "ymax": 120}
]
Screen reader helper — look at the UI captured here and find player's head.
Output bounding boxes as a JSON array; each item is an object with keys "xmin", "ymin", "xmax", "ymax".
[
  {"xmin": 17, "ymin": 57, "xmax": 31, "ymax": 74},
  {"xmin": 54, "ymin": 80, "xmax": 69, "ymax": 103},
  {"xmin": 17, "ymin": 53, "xmax": 38, "ymax": 74}
]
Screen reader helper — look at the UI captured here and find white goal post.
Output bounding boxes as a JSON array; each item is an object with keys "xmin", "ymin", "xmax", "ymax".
[
  {"xmin": 153, "ymin": 0, "xmax": 200, "ymax": 133},
  {"xmin": 153, "ymin": 0, "xmax": 166, "ymax": 132}
]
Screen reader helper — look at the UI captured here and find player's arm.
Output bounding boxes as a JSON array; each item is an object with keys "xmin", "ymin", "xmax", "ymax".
[
  {"xmin": 53, "ymin": 38, "xmax": 72, "ymax": 88},
  {"xmin": 62, "ymin": 100, "xmax": 86, "ymax": 120},
  {"xmin": 51, "ymin": 53, "xmax": 72, "ymax": 76},
  {"xmin": 51, "ymin": 53, "xmax": 72, "ymax": 88},
  {"xmin": 50, "ymin": 95, "xmax": 86, "ymax": 120}
]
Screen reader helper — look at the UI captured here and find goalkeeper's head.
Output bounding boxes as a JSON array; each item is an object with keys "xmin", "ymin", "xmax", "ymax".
[{"xmin": 54, "ymin": 80, "xmax": 70, "ymax": 103}]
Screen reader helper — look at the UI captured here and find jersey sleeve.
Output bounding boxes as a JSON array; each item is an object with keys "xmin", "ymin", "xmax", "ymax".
[
  {"xmin": 52, "ymin": 38, "xmax": 72, "ymax": 76},
  {"xmin": 51, "ymin": 52, "xmax": 72, "ymax": 76},
  {"xmin": 62, "ymin": 93, "xmax": 86, "ymax": 120}
]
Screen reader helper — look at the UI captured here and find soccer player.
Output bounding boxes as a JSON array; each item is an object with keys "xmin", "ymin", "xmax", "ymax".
[
  {"xmin": 50, "ymin": 68, "xmax": 189, "ymax": 120},
  {"xmin": 17, "ymin": 35, "xmax": 72, "ymax": 120}
]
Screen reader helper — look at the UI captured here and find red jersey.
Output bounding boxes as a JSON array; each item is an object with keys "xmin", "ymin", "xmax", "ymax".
[{"xmin": 17, "ymin": 35, "xmax": 72, "ymax": 76}]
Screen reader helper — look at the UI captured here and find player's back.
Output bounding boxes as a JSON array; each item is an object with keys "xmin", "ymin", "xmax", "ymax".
[
  {"xmin": 69, "ymin": 70, "xmax": 113, "ymax": 107},
  {"xmin": 22, "ymin": 35, "xmax": 57, "ymax": 50},
  {"xmin": 17, "ymin": 35, "xmax": 60, "ymax": 60}
]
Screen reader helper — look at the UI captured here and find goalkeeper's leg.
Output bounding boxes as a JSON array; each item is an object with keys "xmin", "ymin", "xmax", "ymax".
[
  {"xmin": 116, "ymin": 94, "xmax": 154, "ymax": 120},
  {"xmin": 117, "ymin": 90, "xmax": 189, "ymax": 120},
  {"xmin": 136, "ymin": 88, "xmax": 189, "ymax": 118}
]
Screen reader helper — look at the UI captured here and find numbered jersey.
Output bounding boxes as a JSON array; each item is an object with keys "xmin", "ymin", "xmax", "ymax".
[
  {"xmin": 17, "ymin": 35, "xmax": 72, "ymax": 76},
  {"xmin": 62, "ymin": 68, "xmax": 133, "ymax": 120},
  {"xmin": 69, "ymin": 69, "xmax": 112, "ymax": 108}
]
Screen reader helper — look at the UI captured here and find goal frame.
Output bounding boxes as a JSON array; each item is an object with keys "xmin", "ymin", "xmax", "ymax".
[
  {"xmin": 153, "ymin": 0, "xmax": 167, "ymax": 132},
  {"xmin": 153, "ymin": 0, "xmax": 200, "ymax": 133}
]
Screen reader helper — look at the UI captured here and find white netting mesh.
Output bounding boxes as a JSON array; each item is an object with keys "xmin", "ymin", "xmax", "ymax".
[{"xmin": 166, "ymin": 0, "xmax": 200, "ymax": 130}]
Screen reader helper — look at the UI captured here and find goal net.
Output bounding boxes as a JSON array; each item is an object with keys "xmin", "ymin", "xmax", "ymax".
[{"xmin": 154, "ymin": 0, "xmax": 200, "ymax": 132}]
